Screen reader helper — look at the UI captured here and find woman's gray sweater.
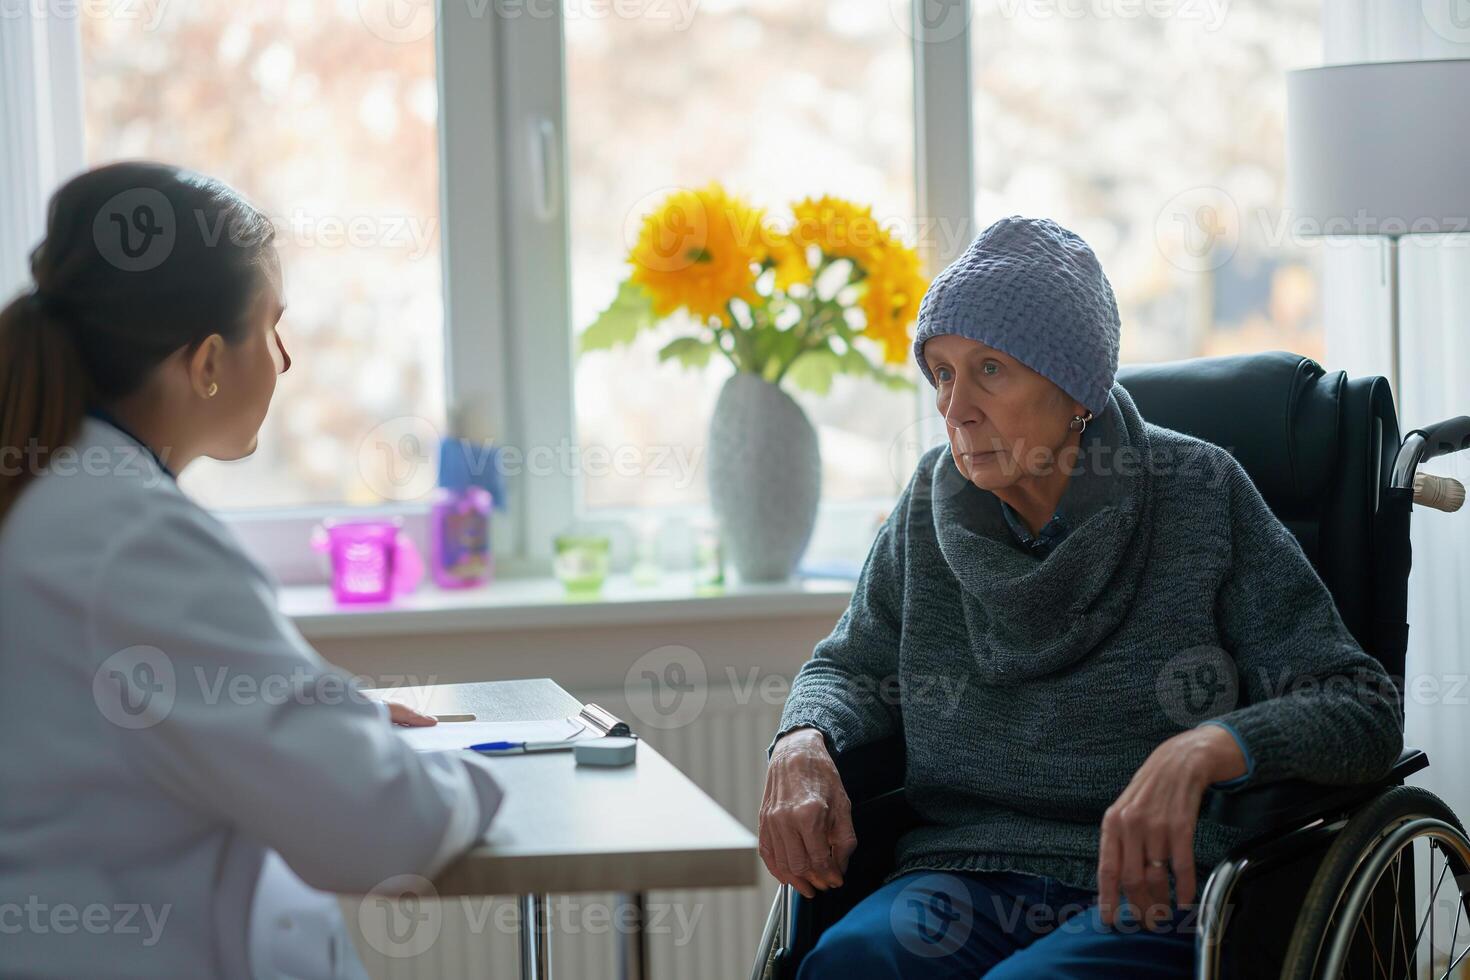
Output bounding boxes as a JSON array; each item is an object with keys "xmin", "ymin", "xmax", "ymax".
[{"xmin": 775, "ymin": 381, "xmax": 1403, "ymax": 893}]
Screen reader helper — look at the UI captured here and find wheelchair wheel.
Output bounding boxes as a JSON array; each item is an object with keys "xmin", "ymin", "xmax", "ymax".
[{"xmin": 1281, "ymin": 785, "xmax": 1470, "ymax": 980}]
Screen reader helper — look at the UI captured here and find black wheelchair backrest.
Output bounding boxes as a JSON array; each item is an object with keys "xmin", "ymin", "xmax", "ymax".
[{"xmin": 1117, "ymin": 350, "xmax": 1405, "ymax": 678}]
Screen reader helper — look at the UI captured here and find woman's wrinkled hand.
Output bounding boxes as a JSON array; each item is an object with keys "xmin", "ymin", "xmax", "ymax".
[
  {"xmin": 1097, "ymin": 724, "xmax": 1246, "ymax": 930},
  {"xmin": 386, "ymin": 702, "xmax": 437, "ymax": 727},
  {"xmin": 758, "ymin": 727, "xmax": 858, "ymax": 899}
]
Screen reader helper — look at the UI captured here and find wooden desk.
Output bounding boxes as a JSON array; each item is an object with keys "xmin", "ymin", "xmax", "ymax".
[{"xmin": 372, "ymin": 679, "xmax": 757, "ymax": 979}]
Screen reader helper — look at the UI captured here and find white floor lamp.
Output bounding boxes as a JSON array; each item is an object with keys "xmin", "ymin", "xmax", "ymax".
[{"xmin": 1286, "ymin": 58, "xmax": 1470, "ymax": 404}]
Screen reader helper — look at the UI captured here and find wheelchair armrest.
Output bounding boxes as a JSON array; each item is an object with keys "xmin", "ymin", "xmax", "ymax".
[
  {"xmin": 779, "ymin": 784, "xmax": 920, "ymax": 978},
  {"xmin": 773, "ymin": 735, "xmax": 917, "ymax": 976},
  {"xmin": 834, "ymin": 735, "xmax": 906, "ymax": 805},
  {"xmin": 836, "ymin": 736, "xmax": 918, "ymax": 887},
  {"xmin": 1203, "ymin": 747, "xmax": 1427, "ymax": 832}
]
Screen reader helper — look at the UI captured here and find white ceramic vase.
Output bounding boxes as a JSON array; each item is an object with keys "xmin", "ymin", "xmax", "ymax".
[{"xmin": 707, "ymin": 373, "xmax": 822, "ymax": 582}]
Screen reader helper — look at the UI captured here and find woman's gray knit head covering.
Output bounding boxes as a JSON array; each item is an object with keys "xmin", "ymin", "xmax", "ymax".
[{"xmin": 912, "ymin": 216, "xmax": 1121, "ymax": 416}]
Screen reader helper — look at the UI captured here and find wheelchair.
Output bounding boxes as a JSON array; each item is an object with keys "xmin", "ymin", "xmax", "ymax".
[{"xmin": 751, "ymin": 351, "xmax": 1470, "ymax": 980}]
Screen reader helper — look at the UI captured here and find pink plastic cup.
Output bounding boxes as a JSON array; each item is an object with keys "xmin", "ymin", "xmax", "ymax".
[{"xmin": 313, "ymin": 518, "xmax": 421, "ymax": 604}]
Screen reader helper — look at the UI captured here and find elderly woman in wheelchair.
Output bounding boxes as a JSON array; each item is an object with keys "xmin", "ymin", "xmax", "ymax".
[{"xmin": 758, "ymin": 218, "xmax": 1408, "ymax": 979}]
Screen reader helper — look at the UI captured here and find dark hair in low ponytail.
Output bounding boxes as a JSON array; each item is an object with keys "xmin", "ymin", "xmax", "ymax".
[{"xmin": 0, "ymin": 161, "xmax": 275, "ymax": 522}]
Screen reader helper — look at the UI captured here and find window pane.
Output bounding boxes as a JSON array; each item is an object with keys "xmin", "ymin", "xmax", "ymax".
[
  {"xmin": 971, "ymin": 0, "xmax": 1322, "ymax": 364},
  {"xmin": 80, "ymin": 3, "xmax": 445, "ymax": 509},
  {"xmin": 566, "ymin": 0, "xmax": 920, "ymax": 510}
]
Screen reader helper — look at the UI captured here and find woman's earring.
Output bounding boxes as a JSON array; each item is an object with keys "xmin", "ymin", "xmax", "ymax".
[
  {"xmin": 1069, "ymin": 410, "xmax": 1094, "ymax": 433},
  {"xmin": 206, "ymin": 382, "xmax": 219, "ymax": 398}
]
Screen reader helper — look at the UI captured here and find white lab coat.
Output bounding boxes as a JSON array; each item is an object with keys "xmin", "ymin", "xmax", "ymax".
[{"xmin": 0, "ymin": 418, "xmax": 502, "ymax": 979}]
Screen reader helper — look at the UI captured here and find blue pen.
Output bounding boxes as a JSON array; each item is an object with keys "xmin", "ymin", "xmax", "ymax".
[{"xmin": 470, "ymin": 740, "xmax": 576, "ymax": 755}]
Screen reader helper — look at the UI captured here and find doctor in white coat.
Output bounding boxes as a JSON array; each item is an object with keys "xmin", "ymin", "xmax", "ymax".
[{"xmin": 0, "ymin": 162, "xmax": 502, "ymax": 978}]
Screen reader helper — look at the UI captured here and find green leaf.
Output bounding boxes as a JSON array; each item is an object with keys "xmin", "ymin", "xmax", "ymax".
[
  {"xmin": 784, "ymin": 348, "xmax": 841, "ymax": 396},
  {"xmin": 875, "ymin": 370, "xmax": 917, "ymax": 391},
  {"xmin": 577, "ymin": 280, "xmax": 656, "ymax": 354},
  {"xmin": 657, "ymin": 336, "xmax": 716, "ymax": 370},
  {"xmin": 753, "ymin": 325, "xmax": 801, "ymax": 379},
  {"xmin": 838, "ymin": 344, "xmax": 918, "ymax": 392},
  {"xmin": 837, "ymin": 345, "xmax": 875, "ymax": 375}
]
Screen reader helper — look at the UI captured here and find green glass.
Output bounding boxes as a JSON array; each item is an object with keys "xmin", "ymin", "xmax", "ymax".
[{"xmin": 554, "ymin": 533, "xmax": 611, "ymax": 595}]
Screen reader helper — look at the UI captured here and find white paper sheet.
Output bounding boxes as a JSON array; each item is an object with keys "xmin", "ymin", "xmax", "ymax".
[{"xmin": 395, "ymin": 716, "xmax": 590, "ymax": 753}]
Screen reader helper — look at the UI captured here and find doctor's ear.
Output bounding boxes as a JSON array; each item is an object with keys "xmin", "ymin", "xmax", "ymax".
[{"xmin": 187, "ymin": 335, "xmax": 227, "ymax": 400}]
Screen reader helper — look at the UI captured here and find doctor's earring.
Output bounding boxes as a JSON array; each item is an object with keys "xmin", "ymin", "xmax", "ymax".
[
  {"xmin": 1069, "ymin": 410, "xmax": 1094, "ymax": 433},
  {"xmin": 206, "ymin": 382, "xmax": 219, "ymax": 398}
]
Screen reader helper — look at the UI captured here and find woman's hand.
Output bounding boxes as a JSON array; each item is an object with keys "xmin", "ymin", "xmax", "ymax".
[
  {"xmin": 386, "ymin": 702, "xmax": 437, "ymax": 727},
  {"xmin": 758, "ymin": 727, "xmax": 858, "ymax": 899},
  {"xmin": 1096, "ymin": 724, "xmax": 1246, "ymax": 929}
]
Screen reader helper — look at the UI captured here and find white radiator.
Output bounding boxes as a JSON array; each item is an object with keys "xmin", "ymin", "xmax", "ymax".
[{"xmin": 350, "ymin": 685, "xmax": 784, "ymax": 980}]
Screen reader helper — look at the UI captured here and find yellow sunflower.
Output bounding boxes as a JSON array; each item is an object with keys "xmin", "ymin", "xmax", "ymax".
[
  {"xmin": 789, "ymin": 195, "xmax": 889, "ymax": 267},
  {"xmin": 628, "ymin": 184, "xmax": 767, "ymax": 324},
  {"xmin": 765, "ymin": 228, "xmax": 813, "ymax": 291},
  {"xmin": 860, "ymin": 240, "xmax": 928, "ymax": 365}
]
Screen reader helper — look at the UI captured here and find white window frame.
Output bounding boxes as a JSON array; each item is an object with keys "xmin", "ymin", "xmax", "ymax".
[
  {"xmin": 1, "ymin": 8, "xmax": 85, "ymax": 296},
  {"xmin": 491, "ymin": 0, "xmax": 974, "ymax": 572},
  {"xmin": 24, "ymin": 0, "xmax": 978, "ymax": 582}
]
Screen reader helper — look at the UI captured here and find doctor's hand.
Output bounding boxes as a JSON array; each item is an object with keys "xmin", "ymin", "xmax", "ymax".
[
  {"xmin": 759, "ymin": 727, "xmax": 857, "ymax": 900},
  {"xmin": 1096, "ymin": 724, "xmax": 1247, "ymax": 930},
  {"xmin": 386, "ymin": 702, "xmax": 437, "ymax": 727}
]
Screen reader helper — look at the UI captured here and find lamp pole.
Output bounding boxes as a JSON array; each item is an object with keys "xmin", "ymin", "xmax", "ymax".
[{"xmin": 1384, "ymin": 235, "xmax": 1401, "ymax": 407}]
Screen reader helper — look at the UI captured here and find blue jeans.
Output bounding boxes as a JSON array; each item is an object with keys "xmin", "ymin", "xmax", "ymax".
[{"xmin": 796, "ymin": 869, "xmax": 1196, "ymax": 979}]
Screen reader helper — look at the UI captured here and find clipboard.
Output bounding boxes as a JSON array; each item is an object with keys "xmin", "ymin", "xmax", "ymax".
[
  {"xmin": 577, "ymin": 702, "xmax": 634, "ymax": 738},
  {"xmin": 398, "ymin": 702, "xmax": 635, "ymax": 753}
]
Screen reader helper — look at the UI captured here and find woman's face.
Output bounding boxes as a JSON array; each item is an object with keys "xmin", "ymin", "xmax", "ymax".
[
  {"xmin": 202, "ymin": 249, "xmax": 291, "ymax": 461},
  {"xmin": 922, "ymin": 333, "xmax": 1084, "ymax": 491}
]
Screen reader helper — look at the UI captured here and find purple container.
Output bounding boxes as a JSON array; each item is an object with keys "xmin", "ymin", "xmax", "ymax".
[
  {"xmin": 319, "ymin": 519, "xmax": 403, "ymax": 604},
  {"xmin": 430, "ymin": 486, "xmax": 494, "ymax": 589}
]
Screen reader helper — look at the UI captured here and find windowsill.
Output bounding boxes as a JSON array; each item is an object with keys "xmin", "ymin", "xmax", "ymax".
[{"xmin": 281, "ymin": 572, "xmax": 855, "ymax": 640}]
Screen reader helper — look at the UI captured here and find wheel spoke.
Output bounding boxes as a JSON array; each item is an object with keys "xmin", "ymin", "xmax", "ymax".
[
  {"xmin": 1362, "ymin": 888, "xmax": 1389, "ymax": 980},
  {"xmin": 1413, "ymin": 853, "xmax": 1450, "ymax": 954},
  {"xmin": 1440, "ymin": 935, "xmax": 1469, "ymax": 980},
  {"xmin": 1440, "ymin": 892, "xmax": 1462, "ymax": 980},
  {"xmin": 1307, "ymin": 811, "xmax": 1470, "ymax": 980},
  {"xmin": 1389, "ymin": 849, "xmax": 1402, "ymax": 977}
]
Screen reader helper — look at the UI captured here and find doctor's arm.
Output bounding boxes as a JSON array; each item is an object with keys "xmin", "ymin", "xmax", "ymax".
[{"xmin": 87, "ymin": 504, "xmax": 501, "ymax": 894}]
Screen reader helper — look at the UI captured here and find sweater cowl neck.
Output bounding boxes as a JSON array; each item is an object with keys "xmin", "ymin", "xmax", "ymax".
[{"xmin": 926, "ymin": 381, "xmax": 1156, "ymax": 684}]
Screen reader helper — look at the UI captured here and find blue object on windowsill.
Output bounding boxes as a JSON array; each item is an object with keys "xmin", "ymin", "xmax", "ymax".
[{"xmin": 438, "ymin": 436, "xmax": 507, "ymax": 512}]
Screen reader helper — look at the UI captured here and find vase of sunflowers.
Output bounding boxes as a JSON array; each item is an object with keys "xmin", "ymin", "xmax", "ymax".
[{"xmin": 579, "ymin": 185, "xmax": 926, "ymax": 582}]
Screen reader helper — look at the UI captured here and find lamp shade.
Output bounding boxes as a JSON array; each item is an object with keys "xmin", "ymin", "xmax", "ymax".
[{"xmin": 1286, "ymin": 59, "xmax": 1470, "ymax": 237}]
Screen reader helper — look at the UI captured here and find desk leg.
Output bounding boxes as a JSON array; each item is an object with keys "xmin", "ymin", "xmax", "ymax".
[
  {"xmin": 519, "ymin": 893, "xmax": 551, "ymax": 980},
  {"xmin": 616, "ymin": 892, "xmax": 649, "ymax": 980}
]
